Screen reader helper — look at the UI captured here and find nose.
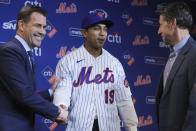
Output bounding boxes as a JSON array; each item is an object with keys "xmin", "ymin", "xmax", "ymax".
[
  {"xmin": 100, "ymin": 28, "xmax": 106, "ymax": 36},
  {"xmin": 39, "ymin": 27, "xmax": 46, "ymax": 36}
]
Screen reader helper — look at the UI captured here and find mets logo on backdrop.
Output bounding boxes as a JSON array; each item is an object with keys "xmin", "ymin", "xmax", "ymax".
[
  {"xmin": 134, "ymin": 74, "xmax": 152, "ymax": 86},
  {"xmin": 89, "ymin": 9, "xmax": 108, "ymax": 19},
  {"xmin": 24, "ymin": 0, "xmax": 42, "ymax": 7},
  {"xmin": 56, "ymin": 2, "xmax": 77, "ymax": 13},
  {"xmin": 56, "ymin": 46, "xmax": 77, "ymax": 59},
  {"xmin": 138, "ymin": 114, "xmax": 153, "ymax": 127},
  {"xmin": 0, "ymin": 0, "xmax": 10, "ymax": 4},
  {"xmin": 132, "ymin": 35, "xmax": 150, "ymax": 46}
]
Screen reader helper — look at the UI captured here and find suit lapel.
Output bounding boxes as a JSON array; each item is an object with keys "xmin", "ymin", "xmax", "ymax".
[
  {"xmin": 12, "ymin": 38, "xmax": 36, "ymax": 88},
  {"xmin": 12, "ymin": 38, "xmax": 32, "ymax": 70},
  {"xmin": 161, "ymin": 38, "xmax": 191, "ymax": 98}
]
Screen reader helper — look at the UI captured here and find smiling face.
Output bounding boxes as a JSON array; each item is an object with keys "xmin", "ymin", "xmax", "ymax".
[
  {"xmin": 82, "ymin": 24, "xmax": 108, "ymax": 50},
  {"xmin": 18, "ymin": 12, "xmax": 47, "ymax": 49},
  {"xmin": 158, "ymin": 15, "xmax": 175, "ymax": 45}
]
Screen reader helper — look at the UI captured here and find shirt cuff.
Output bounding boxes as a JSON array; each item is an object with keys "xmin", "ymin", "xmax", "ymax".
[{"xmin": 48, "ymin": 89, "xmax": 53, "ymax": 96}]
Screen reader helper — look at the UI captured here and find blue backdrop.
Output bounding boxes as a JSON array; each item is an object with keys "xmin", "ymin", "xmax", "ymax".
[{"xmin": 0, "ymin": 0, "xmax": 196, "ymax": 131}]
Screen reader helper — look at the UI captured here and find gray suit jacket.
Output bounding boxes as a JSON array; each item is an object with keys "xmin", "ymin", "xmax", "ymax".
[{"xmin": 156, "ymin": 37, "xmax": 196, "ymax": 131}]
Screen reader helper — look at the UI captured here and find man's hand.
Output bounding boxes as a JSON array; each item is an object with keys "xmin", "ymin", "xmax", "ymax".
[
  {"xmin": 50, "ymin": 77, "xmax": 62, "ymax": 92},
  {"xmin": 56, "ymin": 104, "xmax": 68, "ymax": 125}
]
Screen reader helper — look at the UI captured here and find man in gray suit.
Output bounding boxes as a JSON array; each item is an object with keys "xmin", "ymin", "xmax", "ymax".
[{"xmin": 156, "ymin": 2, "xmax": 196, "ymax": 131}]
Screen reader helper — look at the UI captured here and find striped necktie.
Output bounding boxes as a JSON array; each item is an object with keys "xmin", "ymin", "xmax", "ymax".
[
  {"xmin": 27, "ymin": 51, "xmax": 35, "ymax": 73},
  {"xmin": 163, "ymin": 47, "xmax": 176, "ymax": 88}
]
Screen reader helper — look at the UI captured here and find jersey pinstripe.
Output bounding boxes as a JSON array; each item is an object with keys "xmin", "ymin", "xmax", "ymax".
[{"xmin": 53, "ymin": 45, "xmax": 133, "ymax": 131}]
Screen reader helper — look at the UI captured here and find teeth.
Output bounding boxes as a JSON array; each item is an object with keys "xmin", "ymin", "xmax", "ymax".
[{"xmin": 36, "ymin": 36, "xmax": 42, "ymax": 40}]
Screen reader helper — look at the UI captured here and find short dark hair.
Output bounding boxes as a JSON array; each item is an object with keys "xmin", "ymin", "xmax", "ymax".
[
  {"xmin": 156, "ymin": 2, "xmax": 193, "ymax": 30},
  {"xmin": 16, "ymin": 5, "xmax": 47, "ymax": 30}
]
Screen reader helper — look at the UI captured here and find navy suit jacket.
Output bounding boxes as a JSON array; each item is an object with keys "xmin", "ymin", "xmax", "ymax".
[
  {"xmin": 0, "ymin": 38, "xmax": 59, "ymax": 131},
  {"xmin": 156, "ymin": 37, "xmax": 196, "ymax": 131}
]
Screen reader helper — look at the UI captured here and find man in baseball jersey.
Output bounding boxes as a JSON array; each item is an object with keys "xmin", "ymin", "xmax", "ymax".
[{"xmin": 53, "ymin": 12, "xmax": 138, "ymax": 131}]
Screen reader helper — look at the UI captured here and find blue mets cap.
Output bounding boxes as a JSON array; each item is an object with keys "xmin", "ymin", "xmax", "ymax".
[{"xmin": 81, "ymin": 12, "xmax": 114, "ymax": 29}]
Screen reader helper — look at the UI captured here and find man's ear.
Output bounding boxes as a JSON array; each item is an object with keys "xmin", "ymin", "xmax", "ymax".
[
  {"xmin": 81, "ymin": 29, "xmax": 87, "ymax": 38},
  {"xmin": 170, "ymin": 18, "xmax": 177, "ymax": 28},
  {"xmin": 17, "ymin": 20, "xmax": 25, "ymax": 32}
]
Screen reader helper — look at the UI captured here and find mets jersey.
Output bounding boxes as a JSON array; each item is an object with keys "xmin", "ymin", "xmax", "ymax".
[{"xmin": 53, "ymin": 45, "xmax": 134, "ymax": 131}]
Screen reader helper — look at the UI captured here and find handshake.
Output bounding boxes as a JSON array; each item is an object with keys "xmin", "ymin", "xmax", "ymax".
[
  {"xmin": 56, "ymin": 104, "xmax": 68, "ymax": 124},
  {"xmin": 49, "ymin": 105, "xmax": 68, "ymax": 131}
]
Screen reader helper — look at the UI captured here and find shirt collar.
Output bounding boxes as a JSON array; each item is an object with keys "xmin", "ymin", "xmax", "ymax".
[
  {"xmin": 173, "ymin": 34, "xmax": 190, "ymax": 53},
  {"xmin": 15, "ymin": 35, "xmax": 31, "ymax": 52}
]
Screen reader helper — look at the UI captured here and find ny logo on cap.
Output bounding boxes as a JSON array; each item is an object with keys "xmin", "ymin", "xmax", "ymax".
[
  {"xmin": 89, "ymin": 9, "xmax": 108, "ymax": 19},
  {"xmin": 97, "ymin": 12, "xmax": 103, "ymax": 19}
]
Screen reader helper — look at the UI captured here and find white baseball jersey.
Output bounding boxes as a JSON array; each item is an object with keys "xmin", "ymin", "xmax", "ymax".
[{"xmin": 53, "ymin": 45, "xmax": 135, "ymax": 131}]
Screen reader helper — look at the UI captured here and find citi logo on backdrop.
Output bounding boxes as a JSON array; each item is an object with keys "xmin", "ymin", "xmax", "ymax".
[
  {"xmin": 41, "ymin": 65, "xmax": 54, "ymax": 82},
  {"xmin": 123, "ymin": 50, "xmax": 135, "ymax": 66},
  {"xmin": 24, "ymin": 0, "xmax": 42, "ymax": 7},
  {"xmin": 32, "ymin": 47, "xmax": 41, "ymax": 56},
  {"xmin": 107, "ymin": 32, "xmax": 121, "ymax": 44}
]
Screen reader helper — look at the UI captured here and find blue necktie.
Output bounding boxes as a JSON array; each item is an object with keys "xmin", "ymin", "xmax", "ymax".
[{"xmin": 27, "ymin": 51, "xmax": 35, "ymax": 73}]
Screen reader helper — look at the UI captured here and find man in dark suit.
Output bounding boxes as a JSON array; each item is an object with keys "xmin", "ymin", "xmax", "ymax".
[
  {"xmin": 0, "ymin": 6, "xmax": 67, "ymax": 131},
  {"xmin": 156, "ymin": 2, "xmax": 196, "ymax": 131}
]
